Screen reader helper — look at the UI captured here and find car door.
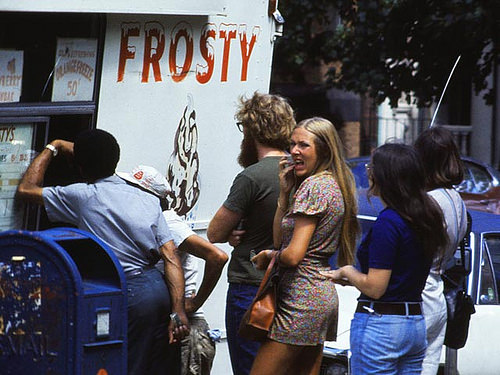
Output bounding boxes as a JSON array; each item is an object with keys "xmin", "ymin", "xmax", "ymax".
[{"xmin": 457, "ymin": 233, "xmax": 500, "ymax": 375}]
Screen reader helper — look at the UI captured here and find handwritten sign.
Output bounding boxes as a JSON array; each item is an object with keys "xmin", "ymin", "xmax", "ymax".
[
  {"xmin": 0, "ymin": 50, "xmax": 23, "ymax": 103},
  {"xmin": 52, "ymin": 38, "xmax": 97, "ymax": 101},
  {"xmin": 0, "ymin": 123, "xmax": 34, "ymax": 230}
]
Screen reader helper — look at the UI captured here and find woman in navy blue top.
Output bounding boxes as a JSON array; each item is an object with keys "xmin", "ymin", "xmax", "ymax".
[{"xmin": 322, "ymin": 143, "xmax": 447, "ymax": 374}]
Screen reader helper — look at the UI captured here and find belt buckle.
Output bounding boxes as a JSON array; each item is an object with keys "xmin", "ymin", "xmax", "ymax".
[{"xmin": 362, "ymin": 305, "xmax": 382, "ymax": 317}]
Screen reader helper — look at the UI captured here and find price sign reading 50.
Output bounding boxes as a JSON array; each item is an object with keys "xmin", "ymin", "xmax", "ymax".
[{"xmin": 66, "ymin": 79, "xmax": 81, "ymax": 97}]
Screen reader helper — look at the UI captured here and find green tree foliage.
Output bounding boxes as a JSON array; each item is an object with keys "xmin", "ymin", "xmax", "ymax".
[
  {"xmin": 275, "ymin": 0, "xmax": 499, "ymax": 107},
  {"xmin": 273, "ymin": 0, "xmax": 336, "ymax": 82}
]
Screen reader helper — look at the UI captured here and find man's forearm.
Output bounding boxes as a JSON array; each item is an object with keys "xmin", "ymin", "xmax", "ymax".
[
  {"xmin": 16, "ymin": 147, "xmax": 54, "ymax": 205},
  {"xmin": 162, "ymin": 242, "xmax": 186, "ymax": 312},
  {"xmin": 191, "ymin": 257, "xmax": 225, "ymax": 309},
  {"xmin": 180, "ymin": 236, "xmax": 228, "ymax": 312},
  {"xmin": 17, "ymin": 139, "xmax": 73, "ymax": 205}
]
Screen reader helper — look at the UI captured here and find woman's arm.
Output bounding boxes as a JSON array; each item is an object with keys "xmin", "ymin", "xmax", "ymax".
[
  {"xmin": 273, "ymin": 157, "xmax": 296, "ymax": 248},
  {"xmin": 272, "ymin": 193, "xmax": 289, "ymax": 248},
  {"xmin": 279, "ymin": 215, "xmax": 318, "ymax": 268},
  {"xmin": 321, "ymin": 266, "xmax": 391, "ymax": 299},
  {"xmin": 252, "ymin": 214, "xmax": 317, "ymax": 270}
]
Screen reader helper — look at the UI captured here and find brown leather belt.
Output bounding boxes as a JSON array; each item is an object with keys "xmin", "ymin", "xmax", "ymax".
[{"xmin": 356, "ymin": 301, "xmax": 422, "ymax": 316}]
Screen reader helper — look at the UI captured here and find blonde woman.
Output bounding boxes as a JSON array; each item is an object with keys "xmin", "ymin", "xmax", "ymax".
[{"xmin": 250, "ymin": 117, "xmax": 359, "ymax": 375}]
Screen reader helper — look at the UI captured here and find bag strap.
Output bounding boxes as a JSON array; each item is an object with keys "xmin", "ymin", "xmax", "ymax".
[
  {"xmin": 459, "ymin": 209, "xmax": 472, "ymax": 291},
  {"xmin": 440, "ymin": 188, "xmax": 460, "ymax": 247},
  {"xmin": 255, "ymin": 252, "xmax": 279, "ymax": 296}
]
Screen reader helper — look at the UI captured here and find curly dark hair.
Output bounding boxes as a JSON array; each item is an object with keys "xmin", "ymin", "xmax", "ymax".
[{"xmin": 236, "ymin": 92, "xmax": 295, "ymax": 150}]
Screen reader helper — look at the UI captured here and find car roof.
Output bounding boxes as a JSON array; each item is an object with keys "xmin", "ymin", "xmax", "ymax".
[
  {"xmin": 469, "ymin": 209, "xmax": 500, "ymax": 233},
  {"xmin": 357, "ymin": 188, "xmax": 500, "ymax": 234}
]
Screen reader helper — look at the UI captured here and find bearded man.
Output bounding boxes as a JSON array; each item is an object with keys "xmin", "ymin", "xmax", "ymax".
[{"xmin": 207, "ymin": 92, "xmax": 295, "ymax": 375}]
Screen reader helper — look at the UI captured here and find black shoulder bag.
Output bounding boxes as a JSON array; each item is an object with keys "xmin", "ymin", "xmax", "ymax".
[{"xmin": 442, "ymin": 210, "xmax": 475, "ymax": 350}]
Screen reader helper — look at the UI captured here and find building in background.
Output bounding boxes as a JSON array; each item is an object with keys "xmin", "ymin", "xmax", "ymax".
[{"xmin": 0, "ymin": 1, "xmax": 285, "ymax": 372}]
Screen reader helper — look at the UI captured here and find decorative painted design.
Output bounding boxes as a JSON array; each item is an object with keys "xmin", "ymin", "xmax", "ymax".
[{"xmin": 166, "ymin": 94, "xmax": 200, "ymax": 217}]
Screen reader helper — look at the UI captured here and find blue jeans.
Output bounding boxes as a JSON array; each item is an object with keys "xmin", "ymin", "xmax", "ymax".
[
  {"xmin": 127, "ymin": 268, "xmax": 178, "ymax": 375},
  {"xmin": 350, "ymin": 312, "xmax": 427, "ymax": 375},
  {"xmin": 226, "ymin": 283, "xmax": 261, "ymax": 375}
]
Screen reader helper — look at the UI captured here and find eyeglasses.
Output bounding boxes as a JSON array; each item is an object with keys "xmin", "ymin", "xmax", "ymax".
[
  {"xmin": 365, "ymin": 163, "xmax": 373, "ymax": 171},
  {"xmin": 236, "ymin": 122, "xmax": 244, "ymax": 133}
]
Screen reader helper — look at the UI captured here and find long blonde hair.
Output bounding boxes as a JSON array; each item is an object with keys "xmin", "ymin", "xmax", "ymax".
[{"xmin": 295, "ymin": 117, "xmax": 360, "ymax": 266}]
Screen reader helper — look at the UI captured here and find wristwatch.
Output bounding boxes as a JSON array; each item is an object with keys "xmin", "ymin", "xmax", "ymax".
[
  {"xmin": 169, "ymin": 312, "xmax": 182, "ymax": 326},
  {"xmin": 45, "ymin": 144, "xmax": 58, "ymax": 157}
]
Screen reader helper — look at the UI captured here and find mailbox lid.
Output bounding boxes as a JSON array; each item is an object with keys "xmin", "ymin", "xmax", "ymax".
[{"xmin": 41, "ymin": 227, "xmax": 127, "ymax": 294}]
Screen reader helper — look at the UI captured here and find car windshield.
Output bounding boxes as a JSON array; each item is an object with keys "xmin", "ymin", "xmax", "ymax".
[{"xmin": 458, "ymin": 161, "xmax": 496, "ymax": 194}]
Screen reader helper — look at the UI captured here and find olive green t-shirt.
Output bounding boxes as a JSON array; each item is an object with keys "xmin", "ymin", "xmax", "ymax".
[{"xmin": 223, "ymin": 156, "xmax": 281, "ymax": 285}]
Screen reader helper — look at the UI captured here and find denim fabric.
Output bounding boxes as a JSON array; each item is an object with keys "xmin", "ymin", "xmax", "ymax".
[
  {"xmin": 226, "ymin": 283, "xmax": 262, "ymax": 375},
  {"xmin": 350, "ymin": 312, "xmax": 427, "ymax": 375},
  {"xmin": 127, "ymin": 268, "xmax": 178, "ymax": 375}
]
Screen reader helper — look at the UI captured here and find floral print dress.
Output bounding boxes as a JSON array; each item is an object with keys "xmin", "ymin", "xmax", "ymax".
[{"xmin": 269, "ymin": 172, "xmax": 345, "ymax": 345}]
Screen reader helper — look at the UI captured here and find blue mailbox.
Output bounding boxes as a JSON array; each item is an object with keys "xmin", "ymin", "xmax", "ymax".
[{"xmin": 0, "ymin": 228, "xmax": 127, "ymax": 374}]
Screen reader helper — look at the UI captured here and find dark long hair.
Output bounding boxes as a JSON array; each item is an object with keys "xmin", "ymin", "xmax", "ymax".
[
  {"xmin": 369, "ymin": 143, "xmax": 447, "ymax": 262},
  {"xmin": 414, "ymin": 127, "xmax": 464, "ymax": 190}
]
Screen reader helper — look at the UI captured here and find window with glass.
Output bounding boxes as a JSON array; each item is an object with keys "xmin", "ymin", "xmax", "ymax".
[
  {"xmin": 465, "ymin": 161, "xmax": 492, "ymax": 194},
  {"xmin": 479, "ymin": 236, "xmax": 500, "ymax": 304},
  {"xmin": 0, "ymin": 12, "xmax": 104, "ymax": 230}
]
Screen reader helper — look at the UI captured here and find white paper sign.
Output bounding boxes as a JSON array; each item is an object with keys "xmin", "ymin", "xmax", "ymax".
[
  {"xmin": 0, "ymin": 123, "xmax": 35, "ymax": 230},
  {"xmin": 0, "ymin": 50, "xmax": 23, "ymax": 103},
  {"xmin": 52, "ymin": 38, "xmax": 97, "ymax": 101}
]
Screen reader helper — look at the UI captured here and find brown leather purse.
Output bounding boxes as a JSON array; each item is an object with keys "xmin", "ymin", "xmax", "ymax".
[{"xmin": 238, "ymin": 252, "xmax": 280, "ymax": 341}]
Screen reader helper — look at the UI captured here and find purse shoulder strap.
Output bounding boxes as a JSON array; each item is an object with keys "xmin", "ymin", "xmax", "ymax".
[
  {"xmin": 439, "ymin": 188, "xmax": 460, "ymax": 244},
  {"xmin": 460, "ymin": 208, "xmax": 472, "ymax": 291},
  {"xmin": 255, "ymin": 252, "xmax": 278, "ymax": 296}
]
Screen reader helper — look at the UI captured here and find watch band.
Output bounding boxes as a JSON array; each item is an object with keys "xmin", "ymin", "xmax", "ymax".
[
  {"xmin": 45, "ymin": 144, "xmax": 58, "ymax": 157},
  {"xmin": 169, "ymin": 312, "xmax": 182, "ymax": 326}
]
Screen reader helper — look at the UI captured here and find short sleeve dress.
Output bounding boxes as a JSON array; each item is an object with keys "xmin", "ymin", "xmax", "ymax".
[{"xmin": 269, "ymin": 172, "xmax": 344, "ymax": 345}]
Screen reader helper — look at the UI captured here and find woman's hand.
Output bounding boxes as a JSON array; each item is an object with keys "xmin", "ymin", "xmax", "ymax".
[
  {"xmin": 251, "ymin": 249, "xmax": 275, "ymax": 270},
  {"xmin": 320, "ymin": 269, "xmax": 351, "ymax": 286},
  {"xmin": 278, "ymin": 156, "xmax": 295, "ymax": 196}
]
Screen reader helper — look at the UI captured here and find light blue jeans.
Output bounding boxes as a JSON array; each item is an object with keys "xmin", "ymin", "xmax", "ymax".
[{"xmin": 350, "ymin": 312, "xmax": 427, "ymax": 374}]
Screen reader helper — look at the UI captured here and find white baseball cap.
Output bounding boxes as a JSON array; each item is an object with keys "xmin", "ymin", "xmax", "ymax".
[{"xmin": 117, "ymin": 165, "xmax": 171, "ymax": 198}]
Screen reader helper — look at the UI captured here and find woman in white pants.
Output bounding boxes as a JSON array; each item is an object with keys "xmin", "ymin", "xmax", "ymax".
[{"xmin": 414, "ymin": 127, "xmax": 468, "ymax": 375}]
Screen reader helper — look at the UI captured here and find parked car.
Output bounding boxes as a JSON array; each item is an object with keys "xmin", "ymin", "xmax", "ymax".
[
  {"xmin": 347, "ymin": 155, "xmax": 500, "ymax": 215},
  {"xmin": 321, "ymin": 183, "xmax": 500, "ymax": 374}
]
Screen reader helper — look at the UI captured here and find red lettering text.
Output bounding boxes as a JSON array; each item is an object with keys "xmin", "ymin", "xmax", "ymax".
[
  {"xmin": 117, "ymin": 23, "xmax": 140, "ymax": 82},
  {"xmin": 219, "ymin": 24, "xmax": 237, "ymax": 82},
  {"xmin": 239, "ymin": 26, "xmax": 260, "ymax": 81},
  {"xmin": 196, "ymin": 23, "xmax": 217, "ymax": 84},
  {"xmin": 142, "ymin": 22, "xmax": 166, "ymax": 83},
  {"xmin": 169, "ymin": 22, "xmax": 194, "ymax": 83}
]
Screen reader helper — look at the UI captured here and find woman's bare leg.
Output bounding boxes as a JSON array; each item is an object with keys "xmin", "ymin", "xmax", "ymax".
[
  {"xmin": 250, "ymin": 340, "xmax": 324, "ymax": 375},
  {"xmin": 295, "ymin": 344, "xmax": 324, "ymax": 375}
]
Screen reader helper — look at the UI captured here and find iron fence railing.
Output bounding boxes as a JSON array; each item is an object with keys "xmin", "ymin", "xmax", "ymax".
[{"xmin": 358, "ymin": 115, "xmax": 472, "ymax": 157}]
